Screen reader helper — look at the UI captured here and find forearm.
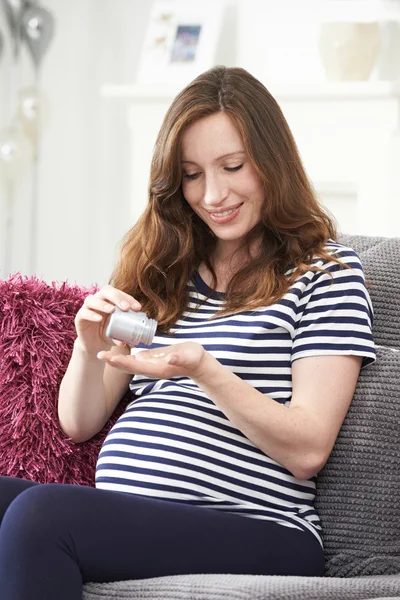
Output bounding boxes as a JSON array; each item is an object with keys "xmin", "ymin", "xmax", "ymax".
[
  {"xmin": 58, "ymin": 340, "xmax": 109, "ymax": 443},
  {"xmin": 97, "ymin": 341, "xmax": 355, "ymax": 479},
  {"xmin": 191, "ymin": 352, "xmax": 321, "ymax": 479}
]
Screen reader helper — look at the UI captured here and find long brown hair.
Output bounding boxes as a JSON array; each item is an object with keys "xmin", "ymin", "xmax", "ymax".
[{"xmin": 110, "ymin": 66, "xmax": 338, "ymax": 332}]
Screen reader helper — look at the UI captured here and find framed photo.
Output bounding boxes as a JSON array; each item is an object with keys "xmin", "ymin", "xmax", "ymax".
[{"xmin": 137, "ymin": 1, "xmax": 224, "ymax": 85}]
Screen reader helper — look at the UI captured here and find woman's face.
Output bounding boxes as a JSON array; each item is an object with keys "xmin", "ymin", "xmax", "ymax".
[{"xmin": 181, "ymin": 112, "xmax": 265, "ymax": 256}]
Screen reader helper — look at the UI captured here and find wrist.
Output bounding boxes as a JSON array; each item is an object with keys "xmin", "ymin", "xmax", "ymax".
[{"xmin": 73, "ymin": 338, "xmax": 106, "ymax": 361}]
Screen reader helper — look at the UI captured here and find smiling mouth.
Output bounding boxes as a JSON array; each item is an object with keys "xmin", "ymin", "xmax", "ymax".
[
  {"xmin": 208, "ymin": 203, "xmax": 243, "ymax": 217},
  {"xmin": 207, "ymin": 203, "xmax": 243, "ymax": 223},
  {"xmin": 211, "ymin": 207, "xmax": 237, "ymax": 217}
]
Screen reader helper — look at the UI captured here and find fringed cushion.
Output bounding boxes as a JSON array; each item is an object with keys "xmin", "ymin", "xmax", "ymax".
[{"xmin": 0, "ymin": 273, "xmax": 127, "ymax": 486}]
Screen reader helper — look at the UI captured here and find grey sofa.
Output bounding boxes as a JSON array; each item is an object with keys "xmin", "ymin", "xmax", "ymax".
[
  {"xmin": 83, "ymin": 235, "xmax": 400, "ymax": 599},
  {"xmin": 1, "ymin": 235, "xmax": 399, "ymax": 600}
]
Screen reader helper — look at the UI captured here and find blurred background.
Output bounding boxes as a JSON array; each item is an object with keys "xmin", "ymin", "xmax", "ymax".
[{"xmin": 0, "ymin": 0, "xmax": 400, "ymax": 285}]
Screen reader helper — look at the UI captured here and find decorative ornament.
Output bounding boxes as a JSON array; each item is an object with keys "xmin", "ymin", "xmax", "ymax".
[
  {"xmin": 1, "ymin": 0, "xmax": 25, "ymax": 58},
  {"xmin": 0, "ymin": 28, "xmax": 4, "ymax": 62},
  {"xmin": 17, "ymin": 85, "xmax": 48, "ymax": 147},
  {"xmin": 318, "ymin": 21, "xmax": 381, "ymax": 81},
  {"xmin": 21, "ymin": 4, "xmax": 54, "ymax": 71},
  {"xmin": 0, "ymin": 123, "xmax": 33, "ymax": 185}
]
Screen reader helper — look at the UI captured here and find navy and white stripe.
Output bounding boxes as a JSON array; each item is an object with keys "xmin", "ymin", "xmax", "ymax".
[{"xmin": 96, "ymin": 241, "xmax": 375, "ymax": 546}]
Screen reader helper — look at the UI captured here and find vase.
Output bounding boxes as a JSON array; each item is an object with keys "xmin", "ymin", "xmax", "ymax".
[{"xmin": 318, "ymin": 22, "xmax": 381, "ymax": 81}]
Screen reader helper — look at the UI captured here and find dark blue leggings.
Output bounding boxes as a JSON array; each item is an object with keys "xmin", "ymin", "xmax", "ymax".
[{"xmin": 0, "ymin": 476, "xmax": 324, "ymax": 599}]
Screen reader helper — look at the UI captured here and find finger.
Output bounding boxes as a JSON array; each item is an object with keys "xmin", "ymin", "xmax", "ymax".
[
  {"xmin": 97, "ymin": 352, "xmax": 138, "ymax": 374},
  {"xmin": 97, "ymin": 350, "xmax": 133, "ymax": 362},
  {"xmin": 77, "ymin": 307, "xmax": 104, "ymax": 322},
  {"xmin": 83, "ymin": 295, "xmax": 116, "ymax": 314},
  {"xmin": 113, "ymin": 339, "xmax": 127, "ymax": 348},
  {"xmin": 94, "ymin": 285, "xmax": 142, "ymax": 311}
]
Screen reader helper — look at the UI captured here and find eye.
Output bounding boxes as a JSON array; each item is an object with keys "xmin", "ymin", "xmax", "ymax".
[
  {"xmin": 183, "ymin": 172, "xmax": 200, "ymax": 181},
  {"xmin": 225, "ymin": 164, "xmax": 244, "ymax": 173}
]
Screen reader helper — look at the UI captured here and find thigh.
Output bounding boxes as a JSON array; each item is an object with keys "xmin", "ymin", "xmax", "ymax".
[
  {"xmin": 5, "ymin": 483, "xmax": 324, "ymax": 581},
  {"xmin": 0, "ymin": 476, "xmax": 39, "ymax": 524}
]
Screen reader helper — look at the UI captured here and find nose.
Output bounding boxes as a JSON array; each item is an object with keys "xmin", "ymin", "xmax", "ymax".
[{"xmin": 203, "ymin": 173, "xmax": 229, "ymax": 206}]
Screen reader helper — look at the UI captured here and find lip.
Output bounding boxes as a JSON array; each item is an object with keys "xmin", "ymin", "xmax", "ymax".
[{"xmin": 206, "ymin": 203, "xmax": 243, "ymax": 224}]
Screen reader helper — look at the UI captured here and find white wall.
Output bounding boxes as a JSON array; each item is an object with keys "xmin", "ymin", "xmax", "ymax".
[
  {"xmin": 0, "ymin": 0, "xmax": 153, "ymax": 285},
  {"xmin": 35, "ymin": 0, "xmax": 154, "ymax": 286}
]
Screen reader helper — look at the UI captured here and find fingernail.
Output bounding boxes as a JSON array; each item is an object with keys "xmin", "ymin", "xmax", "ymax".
[{"xmin": 120, "ymin": 300, "xmax": 129, "ymax": 309}]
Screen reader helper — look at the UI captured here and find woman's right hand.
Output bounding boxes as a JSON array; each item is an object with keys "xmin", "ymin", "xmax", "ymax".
[{"xmin": 74, "ymin": 284, "xmax": 142, "ymax": 355}]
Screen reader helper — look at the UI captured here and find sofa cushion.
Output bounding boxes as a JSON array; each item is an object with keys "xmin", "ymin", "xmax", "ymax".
[
  {"xmin": 315, "ymin": 345, "xmax": 400, "ymax": 577},
  {"xmin": 82, "ymin": 572, "xmax": 400, "ymax": 600},
  {"xmin": 0, "ymin": 273, "xmax": 127, "ymax": 486},
  {"xmin": 339, "ymin": 235, "xmax": 400, "ymax": 349}
]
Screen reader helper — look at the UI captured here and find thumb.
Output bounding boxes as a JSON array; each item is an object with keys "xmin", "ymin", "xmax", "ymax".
[{"xmin": 167, "ymin": 354, "xmax": 179, "ymax": 366}]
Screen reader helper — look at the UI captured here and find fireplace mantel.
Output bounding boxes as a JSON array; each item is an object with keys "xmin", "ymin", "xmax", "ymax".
[
  {"xmin": 102, "ymin": 80, "xmax": 400, "ymax": 101},
  {"xmin": 101, "ymin": 81, "xmax": 400, "ymax": 236}
]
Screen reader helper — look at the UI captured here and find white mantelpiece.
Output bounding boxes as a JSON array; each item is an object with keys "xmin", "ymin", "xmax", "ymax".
[{"xmin": 101, "ymin": 81, "xmax": 400, "ymax": 237}]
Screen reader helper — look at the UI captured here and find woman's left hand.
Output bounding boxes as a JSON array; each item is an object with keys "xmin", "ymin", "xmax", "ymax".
[{"xmin": 97, "ymin": 341, "xmax": 207, "ymax": 379}]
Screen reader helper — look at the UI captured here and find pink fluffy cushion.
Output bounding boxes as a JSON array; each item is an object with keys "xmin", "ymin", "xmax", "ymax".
[{"xmin": 0, "ymin": 273, "xmax": 128, "ymax": 486}]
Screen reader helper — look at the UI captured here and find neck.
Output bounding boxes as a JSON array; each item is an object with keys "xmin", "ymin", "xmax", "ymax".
[
  {"xmin": 213, "ymin": 235, "xmax": 262, "ymax": 270},
  {"xmin": 201, "ymin": 235, "xmax": 263, "ymax": 292},
  {"xmin": 200, "ymin": 245, "xmax": 250, "ymax": 293}
]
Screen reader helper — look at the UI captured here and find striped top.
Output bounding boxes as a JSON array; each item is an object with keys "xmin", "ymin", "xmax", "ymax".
[{"xmin": 95, "ymin": 241, "xmax": 375, "ymax": 545}]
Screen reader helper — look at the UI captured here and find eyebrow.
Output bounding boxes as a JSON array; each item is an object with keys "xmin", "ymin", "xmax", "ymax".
[{"xmin": 181, "ymin": 151, "xmax": 246, "ymax": 165}]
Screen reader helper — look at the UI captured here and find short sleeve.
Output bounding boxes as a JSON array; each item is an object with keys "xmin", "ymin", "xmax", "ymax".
[{"xmin": 291, "ymin": 246, "xmax": 376, "ymax": 368}]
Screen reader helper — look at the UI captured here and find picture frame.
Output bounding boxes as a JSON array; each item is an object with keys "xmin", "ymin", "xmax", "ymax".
[{"xmin": 136, "ymin": 1, "xmax": 224, "ymax": 85}]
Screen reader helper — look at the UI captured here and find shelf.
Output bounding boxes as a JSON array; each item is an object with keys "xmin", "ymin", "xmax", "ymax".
[
  {"xmin": 100, "ymin": 83, "xmax": 183, "ymax": 102},
  {"xmin": 101, "ymin": 80, "xmax": 400, "ymax": 103},
  {"xmin": 268, "ymin": 80, "xmax": 400, "ymax": 101}
]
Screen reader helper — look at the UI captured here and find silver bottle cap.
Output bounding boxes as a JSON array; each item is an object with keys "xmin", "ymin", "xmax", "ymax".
[{"xmin": 105, "ymin": 307, "xmax": 157, "ymax": 346}]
